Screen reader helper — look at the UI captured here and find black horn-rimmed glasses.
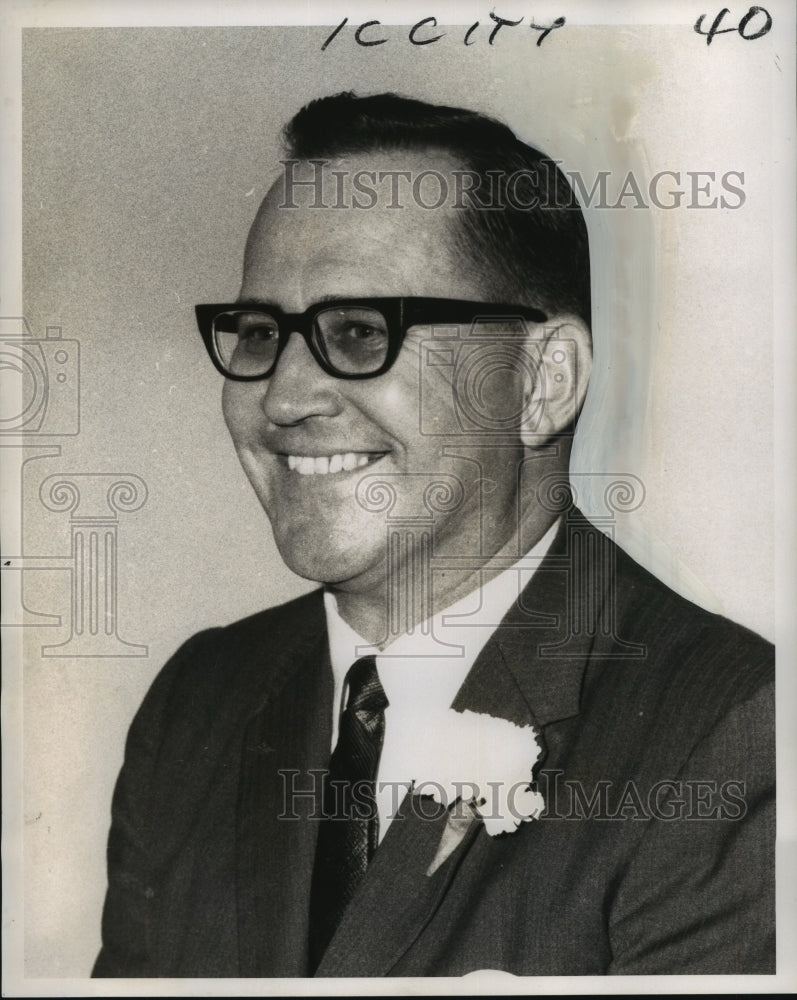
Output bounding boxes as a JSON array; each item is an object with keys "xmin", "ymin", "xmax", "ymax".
[{"xmin": 195, "ymin": 297, "xmax": 547, "ymax": 381}]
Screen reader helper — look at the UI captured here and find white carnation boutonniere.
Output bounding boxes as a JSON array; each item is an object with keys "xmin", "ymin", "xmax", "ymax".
[{"xmin": 395, "ymin": 708, "xmax": 545, "ymax": 871}]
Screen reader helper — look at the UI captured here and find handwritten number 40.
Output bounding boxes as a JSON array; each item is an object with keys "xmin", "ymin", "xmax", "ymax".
[{"xmin": 695, "ymin": 6, "xmax": 772, "ymax": 44}]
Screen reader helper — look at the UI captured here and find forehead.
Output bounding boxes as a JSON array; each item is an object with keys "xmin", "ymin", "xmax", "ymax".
[{"xmin": 241, "ymin": 150, "xmax": 488, "ymax": 309}]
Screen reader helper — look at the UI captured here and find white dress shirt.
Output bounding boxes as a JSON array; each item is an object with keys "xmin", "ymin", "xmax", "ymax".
[{"xmin": 323, "ymin": 518, "xmax": 559, "ymax": 842}]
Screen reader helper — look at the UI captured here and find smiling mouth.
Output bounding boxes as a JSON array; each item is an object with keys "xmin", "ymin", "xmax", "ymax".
[{"xmin": 283, "ymin": 452, "xmax": 387, "ymax": 476}]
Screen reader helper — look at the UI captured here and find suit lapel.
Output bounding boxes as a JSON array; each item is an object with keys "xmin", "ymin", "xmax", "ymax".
[
  {"xmin": 235, "ymin": 595, "xmax": 333, "ymax": 977},
  {"xmin": 456, "ymin": 508, "xmax": 603, "ymax": 729},
  {"xmin": 316, "ymin": 508, "xmax": 606, "ymax": 976},
  {"xmin": 314, "ymin": 790, "xmax": 481, "ymax": 977}
]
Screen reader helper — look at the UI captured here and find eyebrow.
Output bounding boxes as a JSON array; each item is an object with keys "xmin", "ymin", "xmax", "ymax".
[{"xmin": 233, "ymin": 294, "xmax": 357, "ymax": 310}]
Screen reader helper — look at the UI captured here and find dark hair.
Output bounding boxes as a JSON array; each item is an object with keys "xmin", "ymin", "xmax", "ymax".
[{"xmin": 283, "ymin": 91, "xmax": 591, "ymax": 324}]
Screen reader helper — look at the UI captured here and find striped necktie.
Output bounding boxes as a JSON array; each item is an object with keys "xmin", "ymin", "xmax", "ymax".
[{"xmin": 308, "ymin": 655, "xmax": 388, "ymax": 970}]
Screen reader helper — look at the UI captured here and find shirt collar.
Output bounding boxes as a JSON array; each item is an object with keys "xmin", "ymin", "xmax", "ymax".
[{"xmin": 324, "ymin": 518, "xmax": 560, "ymax": 744}]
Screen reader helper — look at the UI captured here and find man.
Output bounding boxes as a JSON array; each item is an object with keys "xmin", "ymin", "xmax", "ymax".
[{"xmin": 93, "ymin": 92, "xmax": 774, "ymax": 977}]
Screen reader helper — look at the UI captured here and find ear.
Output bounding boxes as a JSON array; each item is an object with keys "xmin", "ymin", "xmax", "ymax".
[{"xmin": 519, "ymin": 313, "xmax": 592, "ymax": 447}]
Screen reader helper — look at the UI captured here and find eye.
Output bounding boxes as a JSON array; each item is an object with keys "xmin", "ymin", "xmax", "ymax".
[
  {"xmin": 315, "ymin": 306, "xmax": 391, "ymax": 372},
  {"xmin": 322, "ymin": 309, "xmax": 388, "ymax": 343},
  {"xmin": 237, "ymin": 315, "xmax": 279, "ymax": 342},
  {"xmin": 342, "ymin": 322, "xmax": 384, "ymax": 340}
]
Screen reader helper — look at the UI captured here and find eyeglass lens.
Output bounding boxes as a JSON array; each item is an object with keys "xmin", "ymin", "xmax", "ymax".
[{"xmin": 213, "ymin": 307, "xmax": 390, "ymax": 377}]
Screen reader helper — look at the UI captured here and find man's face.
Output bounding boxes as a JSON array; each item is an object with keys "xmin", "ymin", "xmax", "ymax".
[{"xmin": 223, "ymin": 151, "xmax": 530, "ymax": 596}]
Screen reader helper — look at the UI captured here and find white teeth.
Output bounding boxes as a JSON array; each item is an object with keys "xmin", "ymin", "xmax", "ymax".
[{"xmin": 284, "ymin": 452, "xmax": 383, "ymax": 475}]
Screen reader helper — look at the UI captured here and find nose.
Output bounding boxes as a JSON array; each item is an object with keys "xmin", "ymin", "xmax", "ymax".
[{"xmin": 260, "ymin": 330, "xmax": 342, "ymax": 425}]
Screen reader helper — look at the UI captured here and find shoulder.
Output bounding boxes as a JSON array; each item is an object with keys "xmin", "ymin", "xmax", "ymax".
[
  {"xmin": 610, "ymin": 532, "xmax": 773, "ymax": 697},
  {"xmin": 127, "ymin": 587, "xmax": 326, "ymax": 751},
  {"xmin": 569, "ymin": 512, "xmax": 773, "ymax": 769}
]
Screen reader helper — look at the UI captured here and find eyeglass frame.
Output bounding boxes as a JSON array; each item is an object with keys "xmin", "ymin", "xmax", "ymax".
[{"xmin": 195, "ymin": 296, "xmax": 548, "ymax": 381}]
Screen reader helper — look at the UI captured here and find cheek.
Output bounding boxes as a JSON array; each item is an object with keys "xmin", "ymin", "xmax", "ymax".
[
  {"xmin": 434, "ymin": 356, "xmax": 527, "ymax": 437},
  {"xmin": 355, "ymin": 363, "xmax": 424, "ymax": 436},
  {"xmin": 222, "ymin": 380, "xmax": 256, "ymax": 441}
]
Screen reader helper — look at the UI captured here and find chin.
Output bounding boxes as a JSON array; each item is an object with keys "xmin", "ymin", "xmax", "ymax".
[{"xmin": 274, "ymin": 532, "xmax": 382, "ymax": 589}]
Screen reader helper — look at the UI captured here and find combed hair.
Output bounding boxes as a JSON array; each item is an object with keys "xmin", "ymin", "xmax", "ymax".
[{"xmin": 283, "ymin": 91, "xmax": 591, "ymax": 324}]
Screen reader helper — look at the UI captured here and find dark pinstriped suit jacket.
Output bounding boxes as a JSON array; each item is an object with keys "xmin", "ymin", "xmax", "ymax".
[{"xmin": 93, "ymin": 508, "xmax": 775, "ymax": 977}]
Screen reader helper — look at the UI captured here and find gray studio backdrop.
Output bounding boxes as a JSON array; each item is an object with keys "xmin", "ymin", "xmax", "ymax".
[{"xmin": 20, "ymin": 25, "xmax": 774, "ymax": 975}]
